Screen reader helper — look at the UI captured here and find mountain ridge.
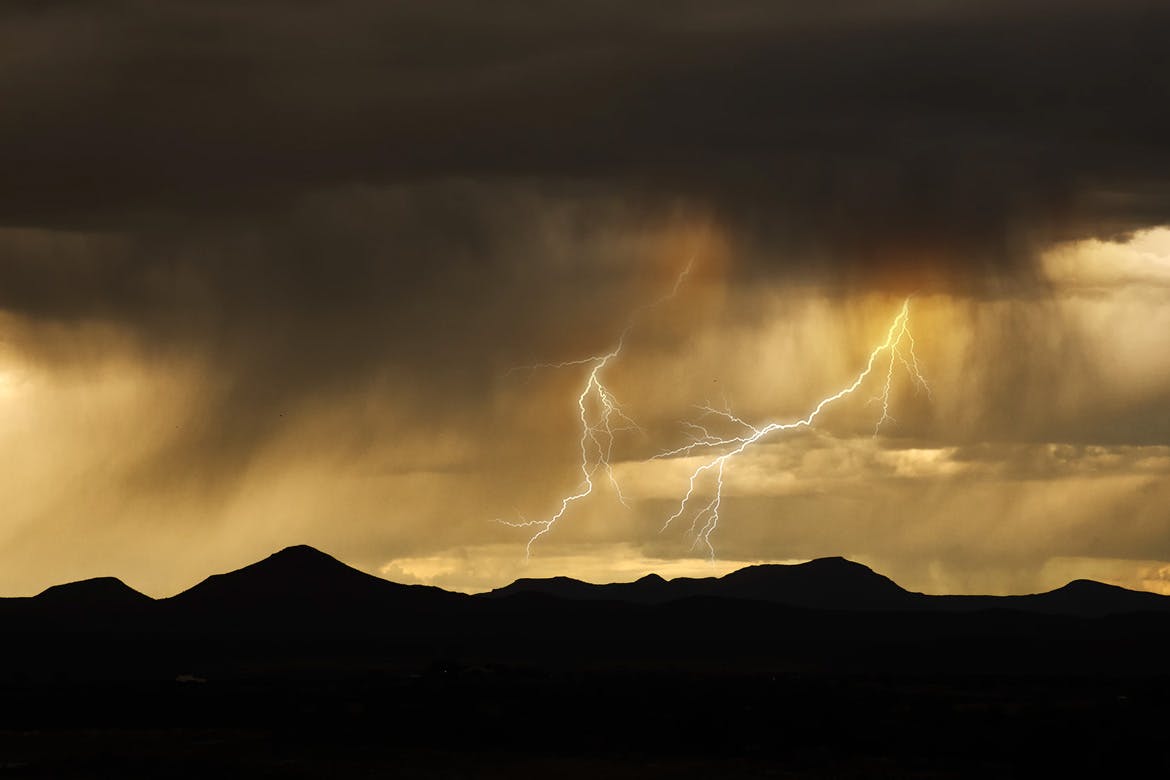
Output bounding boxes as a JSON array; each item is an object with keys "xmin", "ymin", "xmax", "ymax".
[
  {"xmin": 3, "ymin": 546, "xmax": 1168, "ymax": 619},
  {"xmin": 480, "ymin": 556, "xmax": 1170, "ymax": 617},
  {"xmin": 161, "ymin": 544, "xmax": 466, "ymax": 627}
]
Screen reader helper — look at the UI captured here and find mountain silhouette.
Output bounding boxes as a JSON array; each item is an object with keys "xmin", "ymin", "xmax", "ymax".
[
  {"xmin": 3, "ymin": 547, "xmax": 1168, "ymax": 626},
  {"xmin": 1, "ymin": 545, "xmax": 1169, "ymax": 689},
  {"xmin": 484, "ymin": 557, "xmax": 913, "ymax": 609},
  {"xmin": 0, "ymin": 576, "xmax": 153, "ymax": 628},
  {"xmin": 35, "ymin": 576, "xmax": 152, "ymax": 608},
  {"xmin": 713, "ymin": 557, "xmax": 911, "ymax": 608},
  {"xmin": 989, "ymin": 578, "xmax": 1170, "ymax": 617},
  {"xmin": 483, "ymin": 556, "xmax": 1170, "ymax": 616},
  {"xmin": 5, "ymin": 546, "xmax": 1169, "ymax": 775},
  {"xmin": 164, "ymin": 545, "xmax": 465, "ymax": 627}
]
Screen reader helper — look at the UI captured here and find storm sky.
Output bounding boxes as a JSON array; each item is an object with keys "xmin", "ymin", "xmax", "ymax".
[{"xmin": 2, "ymin": 0, "xmax": 1170, "ymax": 596}]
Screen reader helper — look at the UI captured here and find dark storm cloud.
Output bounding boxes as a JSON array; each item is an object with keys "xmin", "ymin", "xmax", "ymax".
[
  {"xmin": 0, "ymin": 182, "xmax": 672, "ymax": 482},
  {"xmin": 2, "ymin": 0, "xmax": 1170, "ymax": 471},
  {"xmin": 3, "ymin": 1, "xmax": 1169, "ymax": 243}
]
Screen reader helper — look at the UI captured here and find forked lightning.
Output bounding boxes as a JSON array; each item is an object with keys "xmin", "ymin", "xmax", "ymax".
[
  {"xmin": 658, "ymin": 299, "xmax": 929, "ymax": 557},
  {"xmin": 498, "ymin": 261, "xmax": 694, "ymax": 556}
]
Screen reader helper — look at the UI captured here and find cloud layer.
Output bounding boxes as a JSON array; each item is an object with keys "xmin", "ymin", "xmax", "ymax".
[{"xmin": 1, "ymin": 2, "xmax": 1169, "ymax": 596}]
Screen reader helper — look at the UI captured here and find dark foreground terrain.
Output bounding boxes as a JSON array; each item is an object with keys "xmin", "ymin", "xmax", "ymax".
[{"xmin": 1, "ymin": 547, "xmax": 1167, "ymax": 777}]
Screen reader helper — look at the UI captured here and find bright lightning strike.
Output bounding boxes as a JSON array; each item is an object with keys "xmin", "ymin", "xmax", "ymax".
[
  {"xmin": 658, "ymin": 299, "xmax": 929, "ymax": 558},
  {"xmin": 499, "ymin": 261, "xmax": 695, "ymax": 557}
]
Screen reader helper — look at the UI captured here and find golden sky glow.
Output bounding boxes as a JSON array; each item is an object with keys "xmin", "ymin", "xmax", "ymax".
[
  {"xmin": 2, "ymin": 2, "xmax": 1169, "ymax": 601},
  {"xmin": 2, "ymin": 225, "xmax": 1169, "ymax": 598}
]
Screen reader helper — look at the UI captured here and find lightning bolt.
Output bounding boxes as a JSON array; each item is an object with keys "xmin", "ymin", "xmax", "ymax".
[
  {"xmin": 499, "ymin": 260, "xmax": 695, "ymax": 557},
  {"xmin": 658, "ymin": 298, "xmax": 929, "ymax": 558}
]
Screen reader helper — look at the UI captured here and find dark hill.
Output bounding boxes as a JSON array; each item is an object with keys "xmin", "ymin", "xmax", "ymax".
[
  {"xmin": 0, "ymin": 576, "xmax": 153, "ymax": 628},
  {"xmin": 714, "ymin": 557, "xmax": 910, "ymax": 609},
  {"xmin": 1016, "ymin": 579, "xmax": 1170, "ymax": 617},
  {"xmin": 493, "ymin": 575, "xmax": 605, "ymax": 601},
  {"xmin": 484, "ymin": 557, "xmax": 1170, "ymax": 616},
  {"xmin": 4, "ymin": 548, "xmax": 1169, "ymax": 631},
  {"xmin": 35, "ymin": 576, "xmax": 152, "ymax": 608},
  {"xmin": 483, "ymin": 557, "xmax": 912, "ymax": 609},
  {"xmin": 2, "ymin": 546, "xmax": 1170, "ymax": 685},
  {"xmin": 165, "ymin": 545, "xmax": 465, "ymax": 627}
]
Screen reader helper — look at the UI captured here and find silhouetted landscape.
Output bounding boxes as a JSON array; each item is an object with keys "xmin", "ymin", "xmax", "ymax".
[
  {"xmin": 7, "ymin": 0, "xmax": 1170, "ymax": 775},
  {"xmin": 1, "ymin": 546, "xmax": 1167, "ymax": 777}
]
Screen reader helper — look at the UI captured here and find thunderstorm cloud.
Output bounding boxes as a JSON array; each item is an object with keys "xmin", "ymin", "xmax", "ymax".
[{"xmin": 0, "ymin": 1, "xmax": 1169, "ymax": 597}]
